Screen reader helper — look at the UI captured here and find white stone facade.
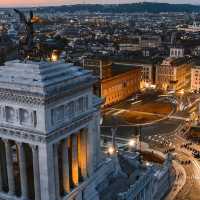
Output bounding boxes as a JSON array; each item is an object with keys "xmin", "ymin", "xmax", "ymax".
[
  {"xmin": 170, "ymin": 48, "xmax": 184, "ymax": 58},
  {"xmin": 0, "ymin": 60, "xmax": 107, "ymax": 200}
]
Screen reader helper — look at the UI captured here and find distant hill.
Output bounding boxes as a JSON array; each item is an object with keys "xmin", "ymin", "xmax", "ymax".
[{"xmin": 36, "ymin": 2, "xmax": 200, "ymax": 13}]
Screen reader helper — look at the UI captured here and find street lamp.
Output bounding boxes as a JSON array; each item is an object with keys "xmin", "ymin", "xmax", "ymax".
[
  {"xmin": 146, "ymin": 162, "xmax": 151, "ymax": 166},
  {"xmin": 108, "ymin": 146, "xmax": 115, "ymax": 155},
  {"xmin": 51, "ymin": 50, "xmax": 59, "ymax": 62},
  {"xmin": 128, "ymin": 138, "xmax": 136, "ymax": 152},
  {"xmin": 51, "ymin": 54, "xmax": 58, "ymax": 62},
  {"xmin": 128, "ymin": 139, "xmax": 136, "ymax": 147},
  {"xmin": 109, "ymin": 127, "xmax": 127, "ymax": 178}
]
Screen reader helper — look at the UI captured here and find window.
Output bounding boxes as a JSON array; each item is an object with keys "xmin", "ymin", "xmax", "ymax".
[
  {"xmin": 51, "ymin": 105, "xmax": 64, "ymax": 125},
  {"xmin": 19, "ymin": 108, "xmax": 30, "ymax": 125},
  {"xmin": 84, "ymin": 96, "xmax": 89, "ymax": 110},
  {"xmin": 68, "ymin": 101, "xmax": 75, "ymax": 119},
  {"xmin": 33, "ymin": 111, "xmax": 37, "ymax": 127},
  {"xmin": 78, "ymin": 97, "xmax": 84, "ymax": 113},
  {"xmin": 123, "ymin": 81, "xmax": 127, "ymax": 88},
  {"xmin": 5, "ymin": 106, "xmax": 15, "ymax": 123}
]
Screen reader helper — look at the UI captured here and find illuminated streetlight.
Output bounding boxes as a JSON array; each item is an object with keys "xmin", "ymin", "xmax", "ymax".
[
  {"xmin": 128, "ymin": 139, "xmax": 136, "ymax": 147},
  {"xmin": 51, "ymin": 50, "xmax": 59, "ymax": 62},
  {"xmin": 110, "ymin": 127, "xmax": 127, "ymax": 178},
  {"xmin": 146, "ymin": 162, "xmax": 150, "ymax": 166},
  {"xmin": 51, "ymin": 53, "xmax": 58, "ymax": 62},
  {"xmin": 108, "ymin": 146, "xmax": 115, "ymax": 155}
]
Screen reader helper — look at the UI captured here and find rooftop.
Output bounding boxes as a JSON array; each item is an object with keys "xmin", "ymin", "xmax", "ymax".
[
  {"xmin": 191, "ymin": 57, "xmax": 200, "ymax": 66},
  {"xmin": 0, "ymin": 60, "xmax": 95, "ymax": 96},
  {"xmin": 161, "ymin": 56, "xmax": 191, "ymax": 66},
  {"xmin": 111, "ymin": 63, "xmax": 141, "ymax": 76}
]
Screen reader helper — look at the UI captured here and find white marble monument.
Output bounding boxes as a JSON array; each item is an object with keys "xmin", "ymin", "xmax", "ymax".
[{"xmin": 0, "ymin": 60, "xmax": 105, "ymax": 200}]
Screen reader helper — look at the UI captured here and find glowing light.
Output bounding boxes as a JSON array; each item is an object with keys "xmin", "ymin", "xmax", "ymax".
[
  {"xmin": 179, "ymin": 89, "xmax": 184, "ymax": 95},
  {"xmin": 146, "ymin": 162, "xmax": 150, "ymax": 166},
  {"xmin": 128, "ymin": 139, "xmax": 136, "ymax": 147},
  {"xmin": 51, "ymin": 50, "xmax": 59, "ymax": 62},
  {"xmin": 145, "ymin": 82, "xmax": 150, "ymax": 88},
  {"xmin": 51, "ymin": 53, "xmax": 58, "ymax": 62},
  {"xmin": 162, "ymin": 83, "xmax": 168, "ymax": 91},
  {"xmin": 108, "ymin": 146, "xmax": 115, "ymax": 155},
  {"xmin": 150, "ymin": 84, "xmax": 156, "ymax": 89}
]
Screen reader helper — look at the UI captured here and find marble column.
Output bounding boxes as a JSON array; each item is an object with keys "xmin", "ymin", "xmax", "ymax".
[
  {"xmin": 54, "ymin": 143, "xmax": 60, "ymax": 199},
  {"xmin": 31, "ymin": 145, "xmax": 41, "ymax": 200},
  {"xmin": 77, "ymin": 133, "xmax": 82, "ymax": 179},
  {"xmin": 0, "ymin": 141, "xmax": 3, "ymax": 192},
  {"xmin": 62, "ymin": 139, "xmax": 70, "ymax": 194},
  {"xmin": 17, "ymin": 143, "xmax": 28, "ymax": 199},
  {"xmin": 38, "ymin": 143, "xmax": 56, "ymax": 200},
  {"xmin": 72, "ymin": 134, "xmax": 79, "ymax": 186},
  {"xmin": 0, "ymin": 140, "xmax": 8, "ymax": 192},
  {"xmin": 87, "ymin": 122, "xmax": 95, "ymax": 176},
  {"xmin": 87, "ymin": 111, "xmax": 101, "ymax": 176},
  {"xmin": 80, "ymin": 130, "xmax": 87, "ymax": 179},
  {"xmin": 0, "ymin": 155, "xmax": 2, "ymax": 192},
  {"xmin": 4, "ymin": 139, "xmax": 15, "ymax": 195}
]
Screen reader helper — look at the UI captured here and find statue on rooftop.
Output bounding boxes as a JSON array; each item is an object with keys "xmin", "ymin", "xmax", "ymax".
[{"xmin": 14, "ymin": 9, "xmax": 39, "ymax": 59}]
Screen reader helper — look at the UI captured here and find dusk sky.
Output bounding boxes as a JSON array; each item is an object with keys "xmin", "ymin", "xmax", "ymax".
[{"xmin": 1, "ymin": 0, "xmax": 200, "ymax": 7}]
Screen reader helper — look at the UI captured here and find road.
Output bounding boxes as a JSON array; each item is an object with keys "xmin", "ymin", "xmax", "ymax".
[
  {"xmin": 101, "ymin": 90, "xmax": 200, "ymax": 200},
  {"xmin": 144, "ymin": 125, "xmax": 200, "ymax": 200},
  {"xmin": 169, "ymin": 136, "xmax": 200, "ymax": 200}
]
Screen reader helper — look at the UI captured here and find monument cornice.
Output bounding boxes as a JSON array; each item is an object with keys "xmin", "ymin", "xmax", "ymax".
[
  {"xmin": 0, "ymin": 88, "xmax": 45, "ymax": 105},
  {"xmin": 0, "ymin": 78, "xmax": 95, "ymax": 105}
]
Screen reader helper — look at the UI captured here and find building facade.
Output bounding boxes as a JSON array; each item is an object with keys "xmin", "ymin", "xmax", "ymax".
[
  {"xmin": 113, "ymin": 62, "xmax": 154, "ymax": 90},
  {"xmin": 140, "ymin": 35, "xmax": 161, "ymax": 49},
  {"xmin": 156, "ymin": 57, "xmax": 191, "ymax": 91},
  {"xmin": 83, "ymin": 58, "xmax": 142, "ymax": 107},
  {"xmin": 83, "ymin": 58, "xmax": 112, "ymax": 80},
  {"xmin": 101, "ymin": 67, "xmax": 142, "ymax": 107},
  {"xmin": 191, "ymin": 66, "xmax": 200, "ymax": 92},
  {"xmin": 140, "ymin": 63, "xmax": 154, "ymax": 89},
  {"xmin": 170, "ymin": 48, "xmax": 184, "ymax": 58},
  {"xmin": 0, "ymin": 60, "xmax": 109, "ymax": 200}
]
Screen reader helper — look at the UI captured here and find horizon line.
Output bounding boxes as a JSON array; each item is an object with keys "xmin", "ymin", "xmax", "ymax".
[{"xmin": 0, "ymin": 1, "xmax": 200, "ymax": 9}]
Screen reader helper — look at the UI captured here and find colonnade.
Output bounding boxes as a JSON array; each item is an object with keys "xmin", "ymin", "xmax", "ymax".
[
  {"xmin": 0, "ymin": 139, "xmax": 40, "ymax": 200},
  {"xmin": 55, "ymin": 129, "xmax": 88, "ymax": 197},
  {"xmin": 0, "ymin": 128, "xmax": 88, "ymax": 200}
]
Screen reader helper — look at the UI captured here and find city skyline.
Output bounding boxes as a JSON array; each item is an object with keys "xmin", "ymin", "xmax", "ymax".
[
  {"xmin": 1, "ymin": 2, "xmax": 200, "ymax": 200},
  {"xmin": 1, "ymin": 0, "xmax": 200, "ymax": 8}
]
